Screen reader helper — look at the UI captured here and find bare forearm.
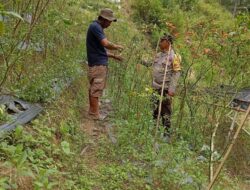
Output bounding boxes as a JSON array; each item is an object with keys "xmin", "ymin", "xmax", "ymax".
[
  {"xmin": 101, "ymin": 38, "xmax": 123, "ymax": 51},
  {"xmin": 107, "ymin": 52, "xmax": 116, "ymax": 58},
  {"xmin": 105, "ymin": 41, "xmax": 121, "ymax": 50}
]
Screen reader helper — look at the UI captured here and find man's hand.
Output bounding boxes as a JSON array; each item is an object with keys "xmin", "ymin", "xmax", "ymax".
[
  {"xmin": 115, "ymin": 44, "xmax": 124, "ymax": 51},
  {"xmin": 107, "ymin": 52, "xmax": 123, "ymax": 62},
  {"xmin": 113, "ymin": 54, "xmax": 123, "ymax": 62}
]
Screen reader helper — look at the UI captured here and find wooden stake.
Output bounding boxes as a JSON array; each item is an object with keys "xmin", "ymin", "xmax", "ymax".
[
  {"xmin": 206, "ymin": 105, "xmax": 250, "ymax": 190},
  {"xmin": 225, "ymin": 111, "xmax": 238, "ymax": 149},
  {"xmin": 210, "ymin": 122, "xmax": 219, "ymax": 182}
]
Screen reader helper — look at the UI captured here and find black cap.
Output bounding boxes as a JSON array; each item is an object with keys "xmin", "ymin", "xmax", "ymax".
[{"xmin": 160, "ymin": 33, "xmax": 174, "ymax": 44}]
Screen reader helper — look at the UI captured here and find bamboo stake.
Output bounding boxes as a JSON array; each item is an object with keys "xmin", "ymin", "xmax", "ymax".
[
  {"xmin": 225, "ymin": 111, "xmax": 238, "ymax": 149},
  {"xmin": 206, "ymin": 105, "xmax": 250, "ymax": 190},
  {"xmin": 154, "ymin": 44, "xmax": 172, "ymax": 140},
  {"xmin": 243, "ymin": 128, "xmax": 250, "ymax": 136},
  {"xmin": 210, "ymin": 122, "xmax": 219, "ymax": 182},
  {"xmin": 155, "ymin": 38, "xmax": 161, "ymax": 54},
  {"xmin": 227, "ymin": 115, "xmax": 250, "ymax": 136},
  {"xmin": 233, "ymin": 0, "xmax": 238, "ymax": 17}
]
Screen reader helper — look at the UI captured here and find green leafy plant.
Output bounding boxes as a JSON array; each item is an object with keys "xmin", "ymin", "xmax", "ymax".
[{"xmin": 61, "ymin": 141, "xmax": 71, "ymax": 155}]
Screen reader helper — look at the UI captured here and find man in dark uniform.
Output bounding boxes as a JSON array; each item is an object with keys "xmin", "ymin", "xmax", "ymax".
[{"xmin": 86, "ymin": 8, "xmax": 123, "ymax": 120}]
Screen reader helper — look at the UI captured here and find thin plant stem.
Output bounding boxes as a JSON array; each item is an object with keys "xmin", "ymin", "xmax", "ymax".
[{"xmin": 210, "ymin": 122, "xmax": 219, "ymax": 182}]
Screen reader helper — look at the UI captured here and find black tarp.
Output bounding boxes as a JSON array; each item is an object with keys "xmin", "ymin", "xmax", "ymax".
[
  {"xmin": 0, "ymin": 95, "xmax": 43, "ymax": 133},
  {"xmin": 230, "ymin": 88, "xmax": 250, "ymax": 111}
]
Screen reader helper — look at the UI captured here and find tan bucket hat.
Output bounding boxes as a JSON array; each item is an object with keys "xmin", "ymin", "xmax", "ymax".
[{"xmin": 99, "ymin": 8, "xmax": 117, "ymax": 22}]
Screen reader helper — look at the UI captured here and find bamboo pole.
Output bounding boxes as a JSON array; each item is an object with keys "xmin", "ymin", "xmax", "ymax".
[
  {"xmin": 206, "ymin": 105, "xmax": 250, "ymax": 190},
  {"xmin": 225, "ymin": 111, "xmax": 238, "ymax": 149},
  {"xmin": 233, "ymin": 0, "xmax": 238, "ymax": 17},
  {"xmin": 210, "ymin": 122, "xmax": 219, "ymax": 182},
  {"xmin": 243, "ymin": 128, "xmax": 250, "ymax": 136}
]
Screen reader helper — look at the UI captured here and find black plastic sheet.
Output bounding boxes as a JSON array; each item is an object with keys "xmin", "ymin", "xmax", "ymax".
[
  {"xmin": 0, "ymin": 95, "xmax": 43, "ymax": 133},
  {"xmin": 230, "ymin": 88, "xmax": 250, "ymax": 111}
]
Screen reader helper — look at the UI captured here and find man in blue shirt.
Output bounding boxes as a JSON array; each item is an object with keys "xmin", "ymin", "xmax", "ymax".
[{"xmin": 86, "ymin": 8, "xmax": 123, "ymax": 120}]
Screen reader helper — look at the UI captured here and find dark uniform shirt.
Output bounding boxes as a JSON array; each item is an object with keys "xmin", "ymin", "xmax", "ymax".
[{"xmin": 86, "ymin": 20, "xmax": 108, "ymax": 66}]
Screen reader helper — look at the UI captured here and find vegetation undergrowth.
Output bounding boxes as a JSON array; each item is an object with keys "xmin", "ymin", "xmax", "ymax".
[{"xmin": 0, "ymin": 76, "xmax": 89, "ymax": 189}]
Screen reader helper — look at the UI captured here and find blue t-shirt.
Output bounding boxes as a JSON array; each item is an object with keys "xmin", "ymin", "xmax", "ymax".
[{"xmin": 86, "ymin": 20, "xmax": 108, "ymax": 66}]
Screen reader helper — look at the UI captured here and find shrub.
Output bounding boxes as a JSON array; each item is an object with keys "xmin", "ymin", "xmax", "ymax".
[{"xmin": 132, "ymin": 0, "xmax": 164, "ymax": 26}]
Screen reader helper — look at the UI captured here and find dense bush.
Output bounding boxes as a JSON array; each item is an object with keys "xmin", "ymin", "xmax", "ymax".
[
  {"xmin": 132, "ymin": 0, "xmax": 164, "ymax": 27},
  {"xmin": 161, "ymin": 0, "xmax": 198, "ymax": 11}
]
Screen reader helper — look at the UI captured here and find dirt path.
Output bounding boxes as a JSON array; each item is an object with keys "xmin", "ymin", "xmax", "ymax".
[{"xmin": 79, "ymin": 99, "xmax": 115, "ymax": 176}]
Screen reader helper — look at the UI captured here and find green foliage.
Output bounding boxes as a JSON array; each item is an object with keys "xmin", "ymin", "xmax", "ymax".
[
  {"xmin": 161, "ymin": 0, "xmax": 198, "ymax": 11},
  {"xmin": 0, "ymin": 94, "xmax": 88, "ymax": 189},
  {"xmin": 220, "ymin": 0, "xmax": 250, "ymax": 14},
  {"xmin": 61, "ymin": 141, "xmax": 71, "ymax": 155},
  {"xmin": 179, "ymin": 0, "xmax": 199, "ymax": 10},
  {"xmin": 0, "ymin": 21, "xmax": 4, "ymax": 36},
  {"xmin": 132, "ymin": 0, "xmax": 164, "ymax": 26},
  {"xmin": 236, "ymin": 11, "xmax": 250, "ymax": 29},
  {"xmin": 33, "ymin": 168, "xmax": 58, "ymax": 190},
  {"xmin": 0, "ymin": 11, "xmax": 23, "ymax": 21},
  {"xmin": 0, "ymin": 0, "xmax": 85, "ymax": 102},
  {"xmin": 0, "ymin": 177, "xmax": 10, "ymax": 190},
  {"xmin": 0, "ymin": 105, "xmax": 11, "ymax": 125},
  {"xmin": 0, "ymin": 5, "xmax": 24, "ymax": 36}
]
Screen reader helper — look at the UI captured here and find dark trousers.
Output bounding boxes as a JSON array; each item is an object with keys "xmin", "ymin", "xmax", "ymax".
[{"xmin": 152, "ymin": 89, "xmax": 172, "ymax": 136}]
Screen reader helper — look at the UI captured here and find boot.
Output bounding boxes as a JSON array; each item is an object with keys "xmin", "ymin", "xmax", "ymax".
[
  {"xmin": 88, "ymin": 96, "xmax": 106, "ymax": 120},
  {"xmin": 88, "ymin": 92, "xmax": 95, "ymax": 115},
  {"xmin": 88, "ymin": 96, "xmax": 99, "ymax": 118}
]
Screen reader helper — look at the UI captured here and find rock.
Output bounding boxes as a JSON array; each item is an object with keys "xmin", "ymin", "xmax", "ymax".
[
  {"xmin": 17, "ymin": 41, "xmax": 29, "ymax": 50},
  {"xmin": 24, "ymin": 14, "xmax": 32, "ymax": 24},
  {"xmin": 181, "ymin": 176, "xmax": 194, "ymax": 185},
  {"xmin": 197, "ymin": 155, "xmax": 207, "ymax": 162}
]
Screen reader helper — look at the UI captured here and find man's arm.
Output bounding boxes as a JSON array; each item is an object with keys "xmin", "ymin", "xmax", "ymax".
[{"xmin": 101, "ymin": 38, "xmax": 123, "ymax": 51}]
